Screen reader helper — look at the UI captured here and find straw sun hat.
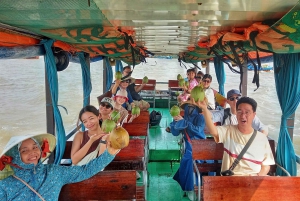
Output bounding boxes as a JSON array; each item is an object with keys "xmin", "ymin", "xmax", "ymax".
[{"xmin": 0, "ymin": 133, "xmax": 56, "ymax": 180}]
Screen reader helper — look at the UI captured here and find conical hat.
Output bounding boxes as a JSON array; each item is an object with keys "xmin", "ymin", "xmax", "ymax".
[
  {"xmin": 0, "ymin": 133, "xmax": 56, "ymax": 180},
  {"xmin": 0, "ymin": 133, "xmax": 56, "ymax": 159}
]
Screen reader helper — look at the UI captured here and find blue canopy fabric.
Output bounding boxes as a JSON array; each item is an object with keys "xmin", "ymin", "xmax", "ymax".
[
  {"xmin": 214, "ymin": 57, "xmax": 226, "ymax": 96},
  {"xmin": 78, "ymin": 52, "xmax": 92, "ymax": 107},
  {"xmin": 42, "ymin": 39, "xmax": 66, "ymax": 164},
  {"xmin": 274, "ymin": 53, "xmax": 300, "ymax": 176},
  {"xmin": 104, "ymin": 57, "xmax": 113, "ymax": 92},
  {"xmin": 115, "ymin": 60, "xmax": 123, "ymax": 72}
]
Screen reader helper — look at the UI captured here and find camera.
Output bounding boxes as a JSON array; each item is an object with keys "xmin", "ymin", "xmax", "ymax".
[{"xmin": 221, "ymin": 169, "xmax": 234, "ymax": 176}]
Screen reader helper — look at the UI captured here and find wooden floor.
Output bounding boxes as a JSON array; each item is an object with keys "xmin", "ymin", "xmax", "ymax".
[{"xmin": 146, "ymin": 108, "xmax": 191, "ymax": 201}]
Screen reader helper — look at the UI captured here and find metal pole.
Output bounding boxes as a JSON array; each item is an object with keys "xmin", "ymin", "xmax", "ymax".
[
  {"xmin": 206, "ymin": 59, "xmax": 210, "ymax": 74},
  {"xmin": 102, "ymin": 57, "xmax": 107, "ymax": 93},
  {"xmin": 241, "ymin": 58, "xmax": 248, "ymax": 96}
]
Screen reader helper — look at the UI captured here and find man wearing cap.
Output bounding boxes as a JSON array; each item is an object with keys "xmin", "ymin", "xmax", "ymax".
[
  {"xmin": 210, "ymin": 89, "xmax": 268, "ymax": 135},
  {"xmin": 122, "ymin": 66, "xmax": 150, "ymax": 111},
  {"xmin": 99, "ymin": 97, "xmax": 114, "ymax": 125}
]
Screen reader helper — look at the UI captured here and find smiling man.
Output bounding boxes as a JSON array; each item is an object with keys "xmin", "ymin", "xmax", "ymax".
[
  {"xmin": 194, "ymin": 96, "xmax": 275, "ymax": 176},
  {"xmin": 211, "ymin": 89, "xmax": 268, "ymax": 135}
]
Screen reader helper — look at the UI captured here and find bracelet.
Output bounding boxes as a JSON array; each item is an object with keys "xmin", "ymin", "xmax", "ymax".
[{"xmin": 100, "ymin": 140, "xmax": 106, "ymax": 144}]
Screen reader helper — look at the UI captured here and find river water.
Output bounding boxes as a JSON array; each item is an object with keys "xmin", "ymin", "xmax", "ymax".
[{"xmin": 0, "ymin": 57, "xmax": 300, "ymax": 170}]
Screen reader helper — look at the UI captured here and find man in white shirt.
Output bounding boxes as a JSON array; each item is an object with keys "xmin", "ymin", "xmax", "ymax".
[
  {"xmin": 211, "ymin": 89, "xmax": 268, "ymax": 135},
  {"xmin": 194, "ymin": 96, "xmax": 275, "ymax": 176}
]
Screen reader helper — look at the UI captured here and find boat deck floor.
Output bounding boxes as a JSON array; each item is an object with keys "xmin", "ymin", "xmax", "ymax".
[{"xmin": 142, "ymin": 108, "xmax": 191, "ymax": 201}]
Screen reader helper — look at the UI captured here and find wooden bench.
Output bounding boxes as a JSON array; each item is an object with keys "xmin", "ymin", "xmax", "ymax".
[
  {"xmin": 62, "ymin": 139, "xmax": 148, "ymax": 200},
  {"xmin": 203, "ymin": 176, "xmax": 300, "ymax": 201},
  {"xmin": 135, "ymin": 79, "xmax": 156, "ymax": 107},
  {"xmin": 191, "ymin": 139, "xmax": 280, "ymax": 201},
  {"xmin": 128, "ymin": 111, "xmax": 150, "ymax": 124},
  {"xmin": 58, "ymin": 170, "xmax": 137, "ymax": 201}
]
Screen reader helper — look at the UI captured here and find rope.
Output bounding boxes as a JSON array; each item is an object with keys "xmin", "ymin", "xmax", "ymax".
[{"xmin": 41, "ymin": 39, "xmax": 66, "ymax": 164}]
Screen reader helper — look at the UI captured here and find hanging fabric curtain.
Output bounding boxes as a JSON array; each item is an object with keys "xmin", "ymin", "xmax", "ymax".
[
  {"xmin": 274, "ymin": 53, "xmax": 300, "ymax": 176},
  {"xmin": 42, "ymin": 39, "xmax": 66, "ymax": 164},
  {"xmin": 104, "ymin": 57, "xmax": 113, "ymax": 92},
  {"xmin": 78, "ymin": 52, "xmax": 92, "ymax": 107},
  {"xmin": 214, "ymin": 57, "xmax": 226, "ymax": 96},
  {"xmin": 115, "ymin": 60, "xmax": 123, "ymax": 73}
]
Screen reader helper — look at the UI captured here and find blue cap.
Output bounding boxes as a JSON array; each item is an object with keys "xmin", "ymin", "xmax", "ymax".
[{"xmin": 227, "ymin": 89, "xmax": 241, "ymax": 99}]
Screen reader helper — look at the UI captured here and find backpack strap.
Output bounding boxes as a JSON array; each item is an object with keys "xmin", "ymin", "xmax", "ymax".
[{"xmin": 222, "ymin": 108, "xmax": 231, "ymax": 125}]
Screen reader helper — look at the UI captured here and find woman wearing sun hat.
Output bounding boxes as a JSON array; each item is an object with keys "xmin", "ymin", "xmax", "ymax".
[
  {"xmin": 0, "ymin": 133, "xmax": 119, "ymax": 200},
  {"xmin": 111, "ymin": 75, "xmax": 135, "ymax": 110},
  {"xmin": 169, "ymin": 100, "xmax": 206, "ymax": 201}
]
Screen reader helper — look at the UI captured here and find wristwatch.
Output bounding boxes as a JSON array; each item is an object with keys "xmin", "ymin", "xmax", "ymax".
[{"xmin": 100, "ymin": 140, "xmax": 106, "ymax": 144}]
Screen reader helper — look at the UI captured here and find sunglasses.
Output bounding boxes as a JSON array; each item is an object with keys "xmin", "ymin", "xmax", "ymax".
[
  {"xmin": 100, "ymin": 103, "xmax": 112, "ymax": 109},
  {"xmin": 228, "ymin": 96, "xmax": 240, "ymax": 101},
  {"xmin": 121, "ymin": 80, "xmax": 130, "ymax": 83},
  {"xmin": 202, "ymin": 79, "xmax": 211, "ymax": 83}
]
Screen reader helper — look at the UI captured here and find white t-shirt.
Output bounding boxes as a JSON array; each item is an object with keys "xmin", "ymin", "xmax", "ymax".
[
  {"xmin": 216, "ymin": 125, "xmax": 275, "ymax": 176},
  {"xmin": 204, "ymin": 87, "xmax": 215, "ymax": 109}
]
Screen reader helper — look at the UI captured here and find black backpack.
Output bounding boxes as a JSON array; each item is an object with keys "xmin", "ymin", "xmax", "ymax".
[
  {"xmin": 222, "ymin": 108, "xmax": 231, "ymax": 125},
  {"xmin": 150, "ymin": 110, "xmax": 162, "ymax": 126}
]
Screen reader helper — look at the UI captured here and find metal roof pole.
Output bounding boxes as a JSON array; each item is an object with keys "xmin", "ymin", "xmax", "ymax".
[
  {"xmin": 102, "ymin": 58, "xmax": 107, "ymax": 94},
  {"xmin": 84, "ymin": 52, "xmax": 91, "ymax": 104},
  {"xmin": 205, "ymin": 59, "xmax": 210, "ymax": 74},
  {"xmin": 241, "ymin": 60, "xmax": 248, "ymax": 96}
]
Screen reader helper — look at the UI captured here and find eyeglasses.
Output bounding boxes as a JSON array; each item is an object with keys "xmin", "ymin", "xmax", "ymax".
[
  {"xmin": 202, "ymin": 79, "xmax": 210, "ymax": 83},
  {"xmin": 237, "ymin": 110, "xmax": 252, "ymax": 117},
  {"xmin": 228, "ymin": 96, "xmax": 240, "ymax": 101},
  {"xmin": 100, "ymin": 103, "xmax": 112, "ymax": 109}
]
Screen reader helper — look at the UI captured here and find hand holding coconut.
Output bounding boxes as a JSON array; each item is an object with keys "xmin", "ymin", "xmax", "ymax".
[
  {"xmin": 106, "ymin": 126, "xmax": 129, "ymax": 155},
  {"xmin": 89, "ymin": 133, "xmax": 106, "ymax": 142}
]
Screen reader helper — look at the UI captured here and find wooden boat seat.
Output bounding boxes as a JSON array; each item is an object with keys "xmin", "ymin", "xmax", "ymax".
[
  {"xmin": 58, "ymin": 170, "xmax": 137, "ymax": 201},
  {"xmin": 203, "ymin": 176, "xmax": 300, "ymax": 201},
  {"xmin": 135, "ymin": 78, "xmax": 156, "ymax": 108},
  {"xmin": 128, "ymin": 111, "xmax": 150, "ymax": 124},
  {"xmin": 191, "ymin": 138, "xmax": 283, "ymax": 201},
  {"xmin": 61, "ymin": 139, "xmax": 148, "ymax": 200}
]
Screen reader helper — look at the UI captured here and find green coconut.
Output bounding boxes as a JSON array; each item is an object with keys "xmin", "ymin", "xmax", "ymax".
[
  {"xmin": 131, "ymin": 106, "xmax": 141, "ymax": 115},
  {"xmin": 190, "ymin": 86, "xmax": 205, "ymax": 102},
  {"xmin": 111, "ymin": 111, "xmax": 121, "ymax": 123},
  {"xmin": 185, "ymin": 81, "xmax": 189, "ymax": 87},
  {"xmin": 177, "ymin": 74, "xmax": 183, "ymax": 80},
  {"xmin": 115, "ymin": 71, "xmax": 122, "ymax": 80},
  {"xmin": 102, "ymin": 119, "xmax": 116, "ymax": 133},
  {"xmin": 178, "ymin": 79, "xmax": 185, "ymax": 87},
  {"xmin": 170, "ymin": 105, "xmax": 180, "ymax": 117},
  {"xmin": 142, "ymin": 76, "xmax": 149, "ymax": 84}
]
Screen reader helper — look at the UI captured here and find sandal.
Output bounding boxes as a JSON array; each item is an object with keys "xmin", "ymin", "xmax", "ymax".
[{"xmin": 165, "ymin": 127, "xmax": 171, "ymax": 133}]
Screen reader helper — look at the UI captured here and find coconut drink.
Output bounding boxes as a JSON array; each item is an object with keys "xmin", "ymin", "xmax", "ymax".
[
  {"xmin": 131, "ymin": 106, "xmax": 140, "ymax": 115},
  {"xmin": 170, "ymin": 105, "xmax": 180, "ymax": 117},
  {"xmin": 109, "ymin": 126, "xmax": 130, "ymax": 149},
  {"xmin": 102, "ymin": 119, "xmax": 116, "ymax": 133},
  {"xmin": 190, "ymin": 86, "xmax": 205, "ymax": 102},
  {"xmin": 142, "ymin": 76, "xmax": 149, "ymax": 84},
  {"xmin": 111, "ymin": 111, "xmax": 121, "ymax": 123},
  {"xmin": 178, "ymin": 79, "xmax": 185, "ymax": 87},
  {"xmin": 115, "ymin": 71, "xmax": 122, "ymax": 80},
  {"xmin": 177, "ymin": 74, "xmax": 183, "ymax": 80}
]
